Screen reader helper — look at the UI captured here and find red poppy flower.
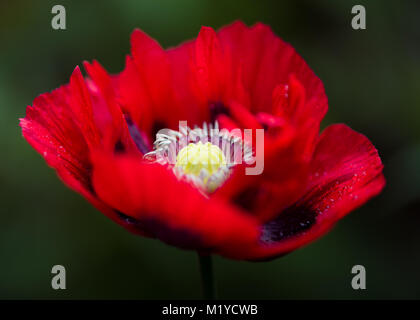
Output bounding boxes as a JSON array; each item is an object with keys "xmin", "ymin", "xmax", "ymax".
[{"xmin": 20, "ymin": 21, "xmax": 385, "ymax": 260}]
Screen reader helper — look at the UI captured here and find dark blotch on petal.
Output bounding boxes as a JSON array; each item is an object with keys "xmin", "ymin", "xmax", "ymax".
[
  {"xmin": 115, "ymin": 210, "xmax": 139, "ymax": 225},
  {"xmin": 115, "ymin": 210, "xmax": 205, "ymax": 249},
  {"xmin": 209, "ymin": 101, "xmax": 230, "ymax": 122},
  {"xmin": 124, "ymin": 115, "xmax": 151, "ymax": 154},
  {"xmin": 151, "ymin": 121, "xmax": 168, "ymax": 138},
  {"xmin": 260, "ymin": 205, "xmax": 317, "ymax": 244},
  {"xmin": 114, "ymin": 140, "xmax": 125, "ymax": 154},
  {"xmin": 140, "ymin": 219, "xmax": 205, "ymax": 249},
  {"xmin": 233, "ymin": 186, "xmax": 260, "ymax": 212}
]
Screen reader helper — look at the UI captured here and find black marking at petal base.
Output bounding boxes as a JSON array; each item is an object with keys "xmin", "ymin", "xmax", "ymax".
[
  {"xmin": 114, "ymin": 140, "xmax": 126, "ymax": 154},
  {"xmin": 138, "ymin": 219, "xmax": 204, "ymax": 250},
  {"xmin": 115, "ymin": 210, "xmax": 139, "ymax": 225},
  {"xmin": 233, "ymin": 186, "xmax": 260, "ymax": 212},
  {"xmin": 124, "ymin": 115, "xmax": 151, "ymax": 154},
  {"xmin": 84, "ymin": 166, "xmax": 96, "ymax": 197},
  {"xmin": 209, "ymin": 102, "xmax": 230, "ymax": 123},
  {"xmin": 260, "ymin": 205, "xmax": 317, "ymax": 244},
  {"xmin": 114, "ymin": 210, "xmax": 205, "ymax": 249},
  {"xmin": 151, "ymin": 121, "xmax": 168, "ymax": 138},
  {"xmin": 87, "ymin": 179, "xmax": 96, "ymax": 196}
]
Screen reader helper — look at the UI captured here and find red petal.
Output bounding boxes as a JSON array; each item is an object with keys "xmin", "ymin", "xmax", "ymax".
[
  {"xmin": 91, "ymin": 152, "xmax": 259, "ymax": 253},
  {"xmin": 20, "ymin": 85, "xmax": 92, "ymax": 193},
  {"xmin": 69, "ymin": 66, "xmax": 102, "ymax": 148},
  {"xmin": 118, "ymin": 55, "xmax": 154, "ymax": 133},
  {"xmin": 193, "ymin": 26, "xmax": 226, "ymax": 103},
  {"xmin": 227, "ymin": 101, "xmax": 262, "ymax": 130},
  {"xmin": 218, "ymin": 22, "xmax": 328, "ymax": 118},
  {"xmin": 84, "ymin": 60, "xmax": 139, "ymax": 155},
  {"xmin": 167, "ymin": 41, "xmax": 207, "ymax": 126},
  {"xmin": 240, "ymin": 124, "xmax": 385, "ymax": 260},
  {"xmin": 305, "ymin": 124, "xmax": 385, "ymax": 220},
  {"xmin": 20, "ymin": 68, "xmax": 149, "ymax": 236},
  {"xmin": 215, "ymin": 118, "xmax": 307, "ymax": 223},
  {"xmin": 130, "ymin": 29, "xmax": 176, "ymax": 126}
]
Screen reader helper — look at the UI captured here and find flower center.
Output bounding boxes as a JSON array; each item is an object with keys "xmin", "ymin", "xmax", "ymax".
[
  {"xmin": 144, "ymin": 122, "xmax": 253, "ymax": 194},
  {"xmin": 175, "ymin": 141, "xmax": 227, "ymax": 180}
]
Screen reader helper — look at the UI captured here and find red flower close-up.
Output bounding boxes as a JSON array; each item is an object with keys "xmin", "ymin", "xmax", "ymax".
[{"xmin": 20, "ymin": 21, "xmax": 385, "ymax": 262}]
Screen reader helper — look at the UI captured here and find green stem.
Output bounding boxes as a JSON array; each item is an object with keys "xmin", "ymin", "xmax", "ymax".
[{"xmin": 198, "ymin": 253, "xmax": 217, "ymax": 300}]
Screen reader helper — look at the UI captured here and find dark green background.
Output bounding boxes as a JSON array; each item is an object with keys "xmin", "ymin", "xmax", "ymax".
[{"xmin": 1, "ymin": 0, "xmax": 419, "ymax": 299}]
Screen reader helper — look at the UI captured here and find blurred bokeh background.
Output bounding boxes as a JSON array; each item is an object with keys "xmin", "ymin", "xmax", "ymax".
[{"xmin": 0, "ymin": 0, "xmax": 419, "ymax": 299}]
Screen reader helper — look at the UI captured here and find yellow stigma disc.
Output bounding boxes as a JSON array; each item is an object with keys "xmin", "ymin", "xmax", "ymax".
[{"xmin": 175, "ymin": 141, "xmax": 227, "ymax": 178}]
